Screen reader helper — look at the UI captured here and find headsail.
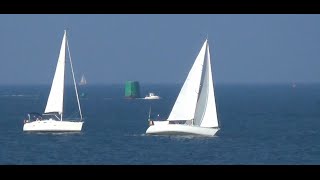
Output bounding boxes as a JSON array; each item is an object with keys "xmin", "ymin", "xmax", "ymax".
[{"xmin": 44, "ymin": 31, "xmax": 66, "ymax": 114}]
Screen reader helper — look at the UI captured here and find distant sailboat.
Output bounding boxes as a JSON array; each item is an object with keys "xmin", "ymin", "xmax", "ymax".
[
  {"xmin": 23, "ymin": 30, "xmax": 84, "ymax": 132},
  {"xmin": 146, "ymin": 39, "xmax": 219, "ymax": 136},
  {"xmin": 80, "ymin": 92, "xmax": 87, "ymax": 99},
  {"xmin": 79, "ymin": 74, "xmax": 87, "ymax": 99},
  {"xmin": 79, "ymin": 74, "xmax": 87, "ymax": 86}
]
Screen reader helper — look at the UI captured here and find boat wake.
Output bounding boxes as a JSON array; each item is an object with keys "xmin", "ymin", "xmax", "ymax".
[{"xmin": 0, "ymin": 94, "xmax": 39, "ymax": 97}]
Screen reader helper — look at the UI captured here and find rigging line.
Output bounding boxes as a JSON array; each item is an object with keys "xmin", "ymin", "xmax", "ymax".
[{"xmin": 66, "ymin": 30, "xmax": 83, "ymax": 120}]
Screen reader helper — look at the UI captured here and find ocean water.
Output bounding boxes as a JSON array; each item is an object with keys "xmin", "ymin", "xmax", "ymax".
[{"xmin": 1, "ymin": 83, "xmax": 320, "ymax": 165}]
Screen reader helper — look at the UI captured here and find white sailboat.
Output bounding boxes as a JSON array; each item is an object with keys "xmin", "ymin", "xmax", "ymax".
[
  {"xmin": 23, "ymin": 30, "xmax": 84, "ymax": 132},
  {"xmin": 146, "ymin": 39, "xmax": 219, "ymax": 136},
  {"xmin": 79, "ymin": 74, "xmax": 87, "ymax": 86}
]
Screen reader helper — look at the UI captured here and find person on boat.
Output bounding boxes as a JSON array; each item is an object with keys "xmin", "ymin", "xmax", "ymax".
[{"xmin": 148, "ymin": 120, "xmax": 154, "ymax": 126}]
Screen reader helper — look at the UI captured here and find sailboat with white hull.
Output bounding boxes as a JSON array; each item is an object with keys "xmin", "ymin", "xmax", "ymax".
[
  {"xmin": 146, "ymin": 39, "xmax": 219, "ymax": 136},
  {"xmin": 23, "ymin": 30, "xmax": 84, "ymax": 132}
]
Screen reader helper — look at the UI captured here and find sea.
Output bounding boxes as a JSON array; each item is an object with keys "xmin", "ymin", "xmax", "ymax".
[{"xmin": 1, "ymin": 83, "xmax": 320, "ymax": 165}]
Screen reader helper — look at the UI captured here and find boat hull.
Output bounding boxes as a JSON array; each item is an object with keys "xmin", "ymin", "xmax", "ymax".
[
  {"xmin": 23, "ymin": 119, "xmax": 83, "ymax": 132},
  {"xmin": 144, "ymin": 96, "xmax": 160, "ymax": 100},
  {"xmin": 146, "ymin": 121, "xmax": 219, "ymax": 136}
]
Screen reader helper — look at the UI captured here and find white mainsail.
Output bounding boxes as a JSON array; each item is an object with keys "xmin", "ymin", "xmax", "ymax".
[
  {"xmin": 79, "ymin": 74, "xmax": 87, "ymax": 85},
  {"xmin": 44, "ymin": 31, "xmax": 66, "ymax": 114},
  {"xmin": 167, "ymin": 40, "xmax": 207, "ymax": 121},
  {"xmin": 194, "ymin": 43, "xmax": 218, "ymax": 127}
]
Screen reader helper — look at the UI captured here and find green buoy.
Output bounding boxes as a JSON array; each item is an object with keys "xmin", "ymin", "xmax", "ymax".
[{"xmin": 125, "ymin": 81, "xmax": 140, "ymax": 98}]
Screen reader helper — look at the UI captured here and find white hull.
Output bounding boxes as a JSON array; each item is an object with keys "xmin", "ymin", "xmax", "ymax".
[
  {"xmin": 23, "ymin": 119, "xmax": 83, "ymax": 132},
  {"xmin": 146, "ymin": 121, "xmax": 219, "ymax": 136},
  {"xmin": 145, "ymin": 96, "xmax": 160, "ymax": 100}
]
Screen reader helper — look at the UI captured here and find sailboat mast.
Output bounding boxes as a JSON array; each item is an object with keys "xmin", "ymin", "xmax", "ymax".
[
  {"xmin": 66, "ymin": 31, "xmax": 83, "ymax": 120},
  {"xmin": 148, "ymin": 106, "xmax": 151, "ymax": 120}
]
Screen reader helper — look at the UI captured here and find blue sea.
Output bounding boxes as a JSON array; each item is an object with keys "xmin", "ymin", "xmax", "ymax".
[{"xmin": 1, "ymin": 83, "xmax": 320, "ymax": 165}]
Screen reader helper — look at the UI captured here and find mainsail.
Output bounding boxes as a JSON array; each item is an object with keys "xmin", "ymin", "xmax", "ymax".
[
  {"xmin": 194, "ymin": 43, "xmax": 218, "ymax": 127},
  {"xmin": 167, "ymin": 39, "xmax": 218, "ymax": 128},
  {"xmin": 167, "ymin": 40, "xmax": 207, "ymax": 121},
  {"xmin": 44, "ymin": 31, "xmax": 66, "ymax": 114},
  {"xmin": 79, "ymin": 74, "xmax": 87, "ymax": 85}
]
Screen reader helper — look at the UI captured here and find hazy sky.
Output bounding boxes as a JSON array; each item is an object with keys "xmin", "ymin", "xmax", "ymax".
[{"xmin": 1, "ymin": 14, "xmax": 320, "ymax": 85}]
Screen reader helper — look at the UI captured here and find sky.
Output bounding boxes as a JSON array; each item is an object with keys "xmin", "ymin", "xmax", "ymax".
[{"xmin": 1, "ymin": 14, "xmax": 320, "ymax": 85}]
